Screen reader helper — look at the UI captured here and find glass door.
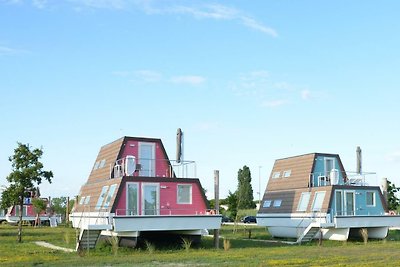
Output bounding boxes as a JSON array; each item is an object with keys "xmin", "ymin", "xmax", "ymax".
[
  {"xmin": 344, "ymin": 191, "xmax": 355, "ymax": 216},
  {"xmin": 126, "ymin": 183, "xmax": 138, "ymax": 215},
  {"xmin": 139, "ymin": 142, "xmax": 155, "ymax": 177},
  {"xmin": 335, "ymin": 190, "xmax": 343, "ymax": 215},
  {"xmin": 142, "ymin": 183, "xmax": 159, "ymax": 215}
]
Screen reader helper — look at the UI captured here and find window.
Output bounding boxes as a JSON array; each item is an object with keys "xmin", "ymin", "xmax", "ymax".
[
  {"xmin": 335, "ymin": 190, "xmax": 343, "ymax": 215},
  {"xmin": 95, "ymin": 186, "xmax": 109, "ymax": 210},
  {"xmin": 99, "ymin": 159, "xmax": 106, "ymax": 169},
  {"xmin": 103, "ymin": 184, "xmax": 117, "ymax": 209},
  {"xmin": 177, "ymin": 184, "xmax": 192, "ymax": 204},
  {"xmin": 283, "ymin": 170, "xmax": 291, "ymax": 178},
  {"xmin": 84, "ymin": 196, "xmax": 90, "ymax": 205},
  {"xmin": 311, "ymin": 191, "xmax": 326, "ymax": 211},
  {"xmin": 272, "ymin": 172, "xmax": 281, "ymax": 179},
  {"xmin": 93, "ymin": 161, "xmax": 100, "ymax": 170},
  {"xmin": 103, "ymin": 184, "xmax": 117, "ymax": 208},
  {"xmin": 273, "ymin": 199, "xmax": 282, "ymax": 207},
  {"xmin": 366, "ymin": 191, "xmax": 375, "ymax": 206},
  {"xmin": 79, "ymin": 196, "xmax": 86, "ymax": 205},
  {"xmin": 263, "ymin": 200, "xmax": 272, "ymax": 208},
  {"xmin": 297, "ymin": 192, "xmax": 311, "ymax": 211}
]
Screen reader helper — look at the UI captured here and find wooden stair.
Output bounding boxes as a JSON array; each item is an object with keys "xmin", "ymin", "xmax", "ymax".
[
  {"xmin": 297, "ymin": 222, "xmax": 321, "ymax": 244},
  {"xmin": 76, "ymin": 224, "xmax": 112, "ymax": 251}
]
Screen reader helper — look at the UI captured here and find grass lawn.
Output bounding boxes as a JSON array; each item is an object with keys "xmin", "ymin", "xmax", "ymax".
[{"xmin": 1, "ymin": 223, "xmax": 400, "ymax": 266}]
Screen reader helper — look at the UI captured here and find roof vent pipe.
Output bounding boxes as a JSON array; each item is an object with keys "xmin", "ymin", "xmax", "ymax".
[{"xmin": 356, "ymin": 146, "xmax": 362, "ymax": 174}]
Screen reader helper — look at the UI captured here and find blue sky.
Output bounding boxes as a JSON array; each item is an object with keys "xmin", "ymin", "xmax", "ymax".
[{"xmin": 1, "ymin": 0, "xmax": 400, "ymax": 200}]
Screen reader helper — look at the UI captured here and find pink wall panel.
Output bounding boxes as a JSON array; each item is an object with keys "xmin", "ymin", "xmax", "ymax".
[
  {"xmin": 119, "ymin": 140, "xmax": 172, "ymax": 178},
  {"xmin": 114, "ymin": 180, "xmax": 207, "ymax": 216}
]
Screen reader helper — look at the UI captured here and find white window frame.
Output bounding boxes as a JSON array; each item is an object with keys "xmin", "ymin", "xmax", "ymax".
[
  {"xmin": 79, "ymin": 196, "xmax": 86, "ymax": 205},
  {"xmin": 99, "ymin": 159, "xmax": 106, "ymax": 169},
  {"xmin": 283, "ymin": 170, "xmax": 291, "ymax": 178},
  {"xmin": 103, "ymin": 184, "xmax": 117, "ymax": 209},
  {"xmin": 311, "ymin": 191, "xmax": 326, "ymax": 211},
  {"xmin": 84, "ymin": 196, "xmax": 90, "ymax": 205},
  {"xmin": 93, "ymin": 161, "xmax": 100, "ymax": 170},
  {"xmin": 126, "ymin": 182, "xmax": 139, "ymax": 215},
  {"xmin": 297, "ymin": 192, "xmax": 311, "ymax": 212},
  {"xmin": 141, "ymin": 183, "xmax": 160, "ymax": 215},
  {"xmin": 366, "ymin": 191, "xmax": 375, "ymax": 207},
  {"xmin": 273, "ymin": 199, "xmax": 282, "ymax": 207},
  {"xmin": 263, "ymin": 200, "xmax": 272, "ymax": 208},
  {"xmin": 335, "ymin": 190, "xmax": 343, "ymax": 216},
  {"xmin": 177, "ymin": 184, "xmax": 192, "ymax": 204},
  {"xmin": 324, "ymin": 157, "xmax": 335, "ymax": 177},
  {"xmin": 272, "ymin": 172, "xmax": 281, "ymax": 179},
  {"xmin": 95, "ymin": 185, "xmax": 109, "ymax": 210}
]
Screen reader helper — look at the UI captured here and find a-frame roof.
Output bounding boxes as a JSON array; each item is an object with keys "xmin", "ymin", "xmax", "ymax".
[{"xmin": 265, "ymin": 153, "xmax": 345, "ymax": 191}]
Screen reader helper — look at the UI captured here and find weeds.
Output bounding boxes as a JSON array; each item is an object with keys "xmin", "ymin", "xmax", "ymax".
[
  {"xmin": 181, "ymin": 238, "xmax": 192, "ymax": 252},
  {"xmin": 144, "ymin": 240, "xmax": 155, "ymax": 254},
  {"xmin": 223, "ymin": 238, "xmax": 231, "ymax": 251}
]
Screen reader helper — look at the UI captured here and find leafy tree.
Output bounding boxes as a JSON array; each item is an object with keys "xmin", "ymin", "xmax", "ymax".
[
  {"xmin": 236, "ymin": 166, "xmax": 256, "ymax": 209},
  {"xmin": 387, "ymin": 180, "xmax": 400, "ymax": 211},
  {"xmin": 0, "ymin": 143, "xmax": 53, "ymax": 242},
  {"xmin": 32, "ymin": 198, "xmax": 47, "ymax": 227},
  {"xmin": 226, "ymin": 190, "xmax": 238, "ymax": 220},
  {"xmin": 51, "ymin": 197, "xmax": 75, "ymax": 222}
]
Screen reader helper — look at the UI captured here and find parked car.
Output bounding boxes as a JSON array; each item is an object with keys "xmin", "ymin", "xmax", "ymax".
[
  {"xmin": 221, "ymin": 216, "xmax": 233, "ymax": 223},
  {"xmin": 241, "ymin": 216, "xmax": 257, "ymax": 223}
]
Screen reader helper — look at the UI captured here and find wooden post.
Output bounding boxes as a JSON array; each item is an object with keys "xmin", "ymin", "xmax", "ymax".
[
  {"xmin": 214, "ymin": 170, "xmax": 220, "ymax": 249},
  {"xmin": 66, "ymin": 196, "xmax": 70, "ymax": 224}
]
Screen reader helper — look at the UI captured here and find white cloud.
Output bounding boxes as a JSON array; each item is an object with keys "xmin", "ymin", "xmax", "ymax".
[
  {"xmin": 170, "ymin": 75, "xmax": 205, "ymax": 85},
  {"xmin": 261, "ymin": 99, "xmax": 287, "ymax": 108},
  {"xmin": 0, "ymin": 45, "xmax": 27, "ymax": 56},
  {"xmin": 301, "ymin": 89, "xmax": 311, "ymax": 100},
  {"xmin": 240, "ymin": 16, "xmax": 277, "ymax": 37},
  {"xmin": 68, "ymin": 0, "xmax": 126, "ymax": 10},
  {"xmin": 32, "ymin": 0, "xmax": 47, "ymax": 9},
  {"xmin": 113, "ymin": 69, "xmax": 162, "ymax": 82},
  {"xmin": 386, "ymin": 151, "xmax": 400, "ymax": 163}
]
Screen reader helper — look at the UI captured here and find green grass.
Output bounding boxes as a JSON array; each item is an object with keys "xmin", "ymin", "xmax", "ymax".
[{"xmin": 1, "ymin": 224, "xmax": 400, "ymax": 266}]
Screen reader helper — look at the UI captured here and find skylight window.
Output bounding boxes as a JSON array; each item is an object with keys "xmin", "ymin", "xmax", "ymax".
[
  {"xmin": 103, "ymin": 184, "xmax": 117, "ymax": 209},
  {"xmin": 84, "ymin": 196, "xmax": 90, "ymax": 205},
  {"xmin": 272, "ymin": 172, "xmax": 281, "ymax": 179},
  {"xmin": 311, "ymin": 191, "xmax": 326, "ymax": 211},
  {"xmin": 273, "ymin": 199, "xmax": 282, "ymax": 207},
  {"xmin": 93, "ymin": 161, "xmax": 100, "ymax": 170},
  {"xmin": 263, "ymin": 200, "xmax": 272, "ymax": 208},
  {"xmin": 99, "ymin": 159, "xmax": 106, "ymax": 169},
  {"xmin": 79, "ymin": 196, "xmax": 85, "ymax": 205},
  {"xmin": 297, "ymin": 192, "xmax": 311, "ymax": 211},
  {"xmin": 283, "ymin": 170, "xmax": 291, "ymax": 178},
  {"xmin": 95, "ymin": 186, "xmax": 109, "ymax": 210}
]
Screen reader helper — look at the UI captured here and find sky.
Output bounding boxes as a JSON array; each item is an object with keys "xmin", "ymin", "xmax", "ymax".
[{"xmin": 1, "ymin": 0, "xmax": 400, "ymax": 201}]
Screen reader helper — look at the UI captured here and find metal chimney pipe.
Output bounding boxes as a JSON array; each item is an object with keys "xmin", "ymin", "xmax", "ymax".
[{"xmin": 356, "ymin": 146, "xmax": 362, "ymax": 174}]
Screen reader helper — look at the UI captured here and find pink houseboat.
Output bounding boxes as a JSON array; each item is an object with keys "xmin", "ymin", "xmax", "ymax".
[{"xmin": 70, "ymin": 136, "xmax": 221, "ymax": 250}]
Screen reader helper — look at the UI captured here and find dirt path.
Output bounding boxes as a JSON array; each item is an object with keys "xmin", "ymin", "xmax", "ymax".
[{"xmin": 34, "ymin": 241, "xmax": 75, "ymax": 252}]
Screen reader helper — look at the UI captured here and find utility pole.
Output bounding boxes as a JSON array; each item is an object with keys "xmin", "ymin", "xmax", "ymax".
[{"xmin": 214, "ymin": 170, "xmax": 220, "ymax": 249}]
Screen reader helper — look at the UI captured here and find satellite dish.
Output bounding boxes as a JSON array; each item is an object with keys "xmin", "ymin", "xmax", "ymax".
[
  {"xmin": 176, "ymin": 128, "xmax": 183, "ymax": 163},
  {"xmin": 125, "ymin": 155, "xmax": 136, "ymax": 176}
]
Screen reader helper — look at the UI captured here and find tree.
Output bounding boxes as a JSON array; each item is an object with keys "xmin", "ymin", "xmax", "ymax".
[
  {"xmin": 32, "ymin": 198, "xmax": 47, "ymax": 227},
  {"xmin": 236, "ymin": 166, "xmax": 256, "ymax": 209},
  {"xmin": 0, "ymin": 143, "xmax": 53, "ymax": 242},
  {"xmin": 226, "ymin": 190, "xmax": 238, "ymax": 220},
  {"xmin": 387, "ymin": 180, "xmax": 400, "ymax": 211}
]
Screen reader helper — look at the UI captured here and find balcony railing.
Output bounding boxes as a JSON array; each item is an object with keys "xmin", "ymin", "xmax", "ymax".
[
  {"xmin": 309, "ymin": 170, "xmax": 377, "ymax": 187},
  {"xmin": 110, "ymin": 157, "xmax": 197, "ymax": 179},
  {"xmin": 115, "ymin": 208, "xmax": 217, "ymax": 216}
]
